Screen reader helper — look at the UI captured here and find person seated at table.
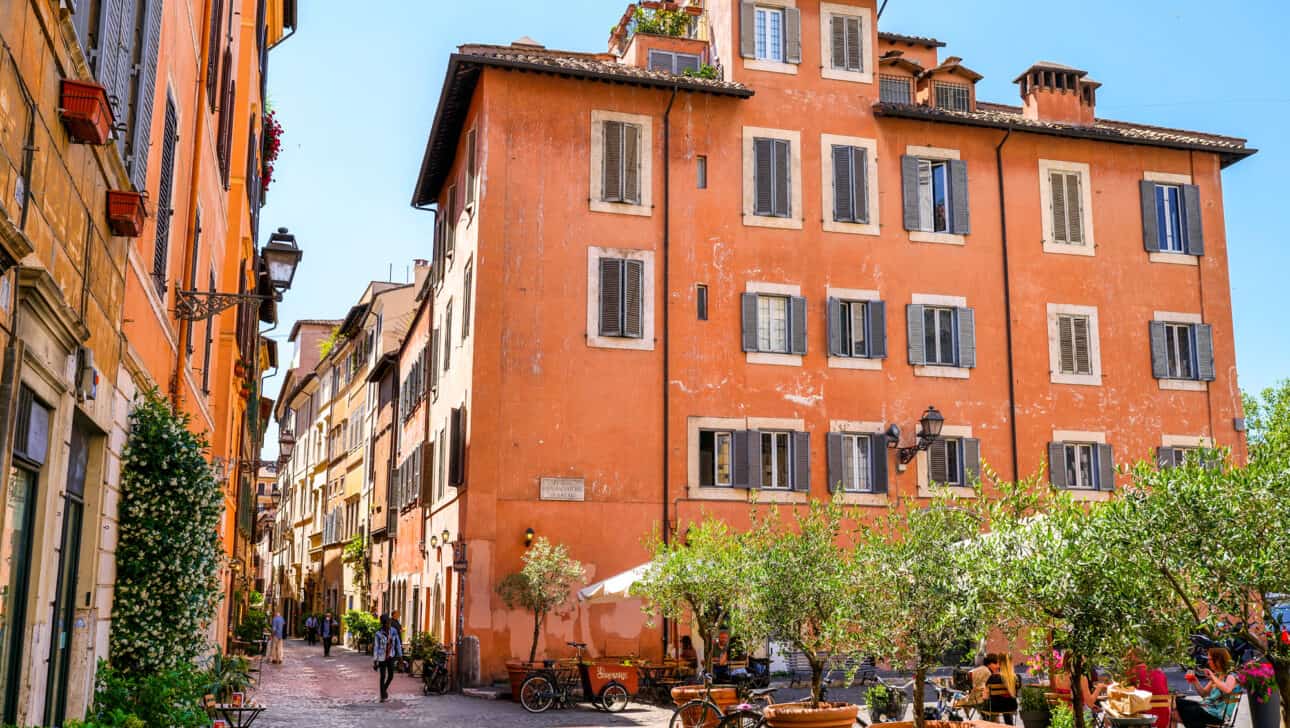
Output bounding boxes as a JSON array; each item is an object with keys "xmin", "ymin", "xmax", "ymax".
[
  {"xmin": 1126, "ymin": 648, "xmax": 1170, "ymax": 728},
  {"xmin": 984, "ymin": 654, "xmax": 1019, "ymax": 725},
  {"xmin": 1178, "ymin": 648, "xmax": 1240, "ymax": 728},
  {"xmin": 969, "ymin": 654, "xmax": 996, "ymax": 705},
  {"xmin": 679, "ymin": 635, "xmax": 698, "ymax": 672}
]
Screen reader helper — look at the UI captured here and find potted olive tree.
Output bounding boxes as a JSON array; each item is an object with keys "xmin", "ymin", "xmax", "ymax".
[{"xmin": 495, "ymin": 537, "xmax": 585, "ymax": 700}]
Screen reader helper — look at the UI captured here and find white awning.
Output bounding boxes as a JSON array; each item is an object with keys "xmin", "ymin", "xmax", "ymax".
[{"xmin": 577, "ymin": 563, "xmax": 650, "ymax": 604}]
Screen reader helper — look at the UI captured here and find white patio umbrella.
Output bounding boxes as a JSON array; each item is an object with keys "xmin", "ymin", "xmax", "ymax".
[{"xmin": 577, "ymin": 563, "xmax": 651, "ymax": 604}]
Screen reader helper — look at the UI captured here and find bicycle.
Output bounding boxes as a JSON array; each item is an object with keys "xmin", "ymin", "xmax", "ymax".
[
  {"xmin": 862, "ymin": 674, "xmax": 914, "ymax": 724},
  {"xmin": 422, "ymin": 650, "xmax": 453, "ymax": 696},
  {"xmin": 717, "ymin": 686, "xmax": 780, "ymax": 728},
  {"xmin": 518, "ymin": 641, "xmax": 637, "ymax": 713}
]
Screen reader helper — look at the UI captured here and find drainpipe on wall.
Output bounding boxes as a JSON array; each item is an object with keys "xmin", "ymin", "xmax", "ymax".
[
  {"xmin": 994, "ymin": 129, "xmax": 1020, "ymax": 482},
  {"xmin": 661, "ymin": 84, "xmax": 678, "ymax": 657}
]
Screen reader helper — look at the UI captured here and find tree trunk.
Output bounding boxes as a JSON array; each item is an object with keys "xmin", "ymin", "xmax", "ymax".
[
  {"xmin": 699, "ymin": 623, "xmax": 714, "ymax": 676},
  {"xmin": 914, "ymin": 665, "xmax": 928, "ymax": 728},
  {"xmin": 1273, "ymin": 658, "xmax": 1290, "ymax": 728},
  {"xmin": 528, "ymin": 609, "xmax": 541, "ymax": 664},
  {"xmin": 1070, "ymin": 652, "xmax": 1087, "ymax": 728},
  {"xmin": 809, "ymin": 652, "xmax": 825, "ymax": 709}
]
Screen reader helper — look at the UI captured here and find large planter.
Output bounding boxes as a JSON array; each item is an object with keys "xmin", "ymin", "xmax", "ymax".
[
  {"xmin": 1020, "ymin": 709, "xmax": 1052, "ymax": 728},
  {"xmin": 506, "ymin": 661, "xmax": 542, "ymax": 701},
  {"xmin": 871, "ymin": 722, "xmax": 1015, "ymax": 728},
  {"xmin": 764, "ymin": 702, "xmax": 860, "ymax": 728},
  {"xmin": 59, "ymin": 79, "xmax": 114, "ymax": 145},
  {"xmin": 1249, "ymin": 689, "xmax": 1281, "ymax": 728},
  {"xmin": 106, "ymin": 190, "xmax": 146, "ymax": 237}
]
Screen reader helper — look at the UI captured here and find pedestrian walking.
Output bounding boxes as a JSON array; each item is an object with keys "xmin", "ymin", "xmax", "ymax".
[
  {"xmin": 373, "ymin": 614, "xmax": 403, "ymax": 703},
  {"xmin": 305, "ymin": 614, "xmax": 317, "ymax": 645},
  {"xmin": 269, "ymin": 611, "xmax": 285, "ymax": 664},
  {"xmin": 321, "ymin": 611, "xmax": 336, "ymax": 657}
]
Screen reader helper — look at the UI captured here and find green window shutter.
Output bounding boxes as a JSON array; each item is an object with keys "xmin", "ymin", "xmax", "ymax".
[
  {"xmin": 753, "ymin": 138, "xmax": 774, "ymax": 216},
  {"xmin": 955, "ymin": 307, "xmax": 976, "ymax": 368},
  {"xmin": 906, "ymin": 304, "xmax": 926, "ymax": 365},
  {"xmin": 784, "ymin": 7, "xmax": 802, "ymax": 63},
  {"xmin": 866, "ymin": 300, "xmax": 886, "ymax": 359},
  {"xmin": 789, "ymin": 296, "xmax": 807, "ymax": 355},
  {"xmin": 792, "ymin": 431, "xmax": 810, "ymax": 492},
  {"xmin": 1096, "ymin": 443, "xmax": 1115, "ymax": 491},
  {"xmin": 826, "ymin": 298, "xmax": 843, "ymax": 357},
  {"xmin": 1182, "ymin": 184, "xmax": 1205, "ymax": 256},
  {"xmin": 127, "ymin": 0, "xmax": 164, "ymax": 191},
  {"xmin": 622, "ymin": 259, "xmax": 644, "ymax": 338},
  {"xmin": 1048, "ymin": 442, "xmax": 1067, "ymax": 488},
  {"xmin": 741, "ymin": 293, "xmax": 760, "ymax": 352},
  {"xmin": 870, "ymin": 433, "xmax": 888, "ymax": 494},
  {"xmin": 739, "ymin": 2, "xmax": 757, "ymax": 58},
  {"xmin": 901, "ymin": 155, "xmax": 921, "ymax": 230},
  {"xmin": 1148, "ymin": 321, "xmax": 1169, "ymax": 379},
  {"xmin": 830, "ymin": 16, "xmax": 846, "ymax": 69},
  {"xmin": 624, "ymin": 123, "xmax": 641, "ymax": 205},
  {"xmin": 1141, "ymin": 181, "xmax": 1160, "ymax": 252},
  {"xmin": 832, "ymin": 145, "xmax": 853, "ymax": 222},
  {"xmin": 599, "ymin": 258, "xmax": 623, "ymax": 336},
  {"xmin": 826, "ymin": 432, "xmax": 843, "ymax": 493},
  {"xmin": 962, "ymin": 438, "xmax": 981, "ymax": 485},
  {"xmin": 1194, "ymin": 323, "xmax": 1215, "ymax": 381},
  {"xmin": 602, "ymin": 120, "xmax": 624, "ymax": 202},
  {"xmin": 732, "ymin": 430, "xmax": 751, "ymax": 488},
  {"xmin": 949, "ymin": 159, "xmax": 971, "ymax": 234}
]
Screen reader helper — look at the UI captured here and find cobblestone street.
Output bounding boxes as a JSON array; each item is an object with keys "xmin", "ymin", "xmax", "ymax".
[{"xmin": 254, "ymin": 639, "xmax": 674, "ymax": 727}]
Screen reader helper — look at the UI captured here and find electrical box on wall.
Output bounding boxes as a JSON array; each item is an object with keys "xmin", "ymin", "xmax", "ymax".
[{"xmin": 76, "ymin": 346, "xmax": 98, "ymax": 402}]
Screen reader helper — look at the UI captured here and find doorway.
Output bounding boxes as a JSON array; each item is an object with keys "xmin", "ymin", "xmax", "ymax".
[{"xmin": 44, "ymin": 415, "xmax": 91, "ymax": 726}]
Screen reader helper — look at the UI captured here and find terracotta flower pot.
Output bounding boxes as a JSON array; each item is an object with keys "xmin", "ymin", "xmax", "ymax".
[
  {"xmin": 763, "ymin": 701, "xmax": 860, "ymax": 728},
  {"xmin": 59, "ymin": 79, "xmax": 114, "ymax": 145}
]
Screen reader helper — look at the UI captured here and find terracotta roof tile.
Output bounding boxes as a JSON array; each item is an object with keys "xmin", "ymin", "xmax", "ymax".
[{"xmin": 878, "ymin": 31, "xmax": 946, "ymax": 48}]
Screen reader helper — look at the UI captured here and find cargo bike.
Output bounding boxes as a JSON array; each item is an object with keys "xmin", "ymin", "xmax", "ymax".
[{"xmin": 518, "ymin": 641, "xmax": 641, "ymax": 713}]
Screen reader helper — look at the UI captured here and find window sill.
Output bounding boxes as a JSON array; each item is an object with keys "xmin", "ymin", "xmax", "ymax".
[
  {"xmin": 747, "ymin": 352, "xmax": 803, "ymax": 367},
  {"xmin": 916, "ymin": 483, "xmax": 976, "ymax": 499},
  {"xmin": 914, "ymin": 365, "xmax": 969, "ymax": 379},
  {"xmin": 750, "ymin": 489, "xmax": 809, "ymax": 504},
  {"xmin": 909, "ymin": 231, "xmax": 965, "ymax": 246},
  {"xmin": 587, "ymin": 334, "xmax": 655, "ymax": 351},
  {"xmin": 1063, "ymin": 488, "xmax": 1112, "ymax": 502},
  {"xmin": 1159, "ymin": 378, "xmax": 1207, "ymax": 391},
  {"xmin": 835, "ymin": 492, "xmax": 888, "ymax": 506},
  {"xmin": 744, "ymin": 59, "xmax": 798, "ymax": 75},
  {"xmin": 1050, "ymin": 372, "xmax": 1102, "ymax": 387},
  {"xmin": 590, "ymin": 200, "xmax": 652, "ymax": 217},
  {"xmin": 1043, "ymin": 240, "xmax": 1095, "ymax": 257},
  {"xmin": 1149, "ymin": 251, "xmax": 1199, "ymax": 266},
  {"xmin": 821, "ymin": 68, "xmax": 874, "ymax": 84},
  {"xmin": 823, "ymin": 219, "xmax": 880, "ymax": 236},
  {"xmin": 828, "ymin": 356, "xmax": 881, "ymax": 370},
  {"xmin": 743, "ymin": 213, "xmax": 803, "ymax": 230}
]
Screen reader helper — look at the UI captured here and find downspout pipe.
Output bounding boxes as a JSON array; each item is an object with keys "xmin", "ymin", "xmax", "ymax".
[
  {"xmin": 994, "ymin": 129, "xmax": 1020, "ymax": 482},
  {"xmin": 661, "ymin": 84, "xmax": 677, "ymax": 659}
]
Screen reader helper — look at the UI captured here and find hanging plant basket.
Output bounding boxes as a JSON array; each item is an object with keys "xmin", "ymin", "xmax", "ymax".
[
  {"xmin": 106, "ymin": 190, "xmax": 147, "ymax": 237},
  {"xmin": 59, "ymin": 79, "xmax": 114, "ymax": 145}
]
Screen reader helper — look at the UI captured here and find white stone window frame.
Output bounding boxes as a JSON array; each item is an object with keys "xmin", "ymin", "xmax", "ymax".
[
  {"xmin": 587, "ymin": 246, "xmax": 655, "ymax": 351},
  {"xmin": 1052, "ymin": 429, "xmax": 1111, "ymax": 502},
  {"xmin": 1144, "ymin": 171, "xmax": 1197, "ymax": 266},
  {"xmin": 743, "ymin": 127, "xmax": 803, "ymax": 230},
  {"xmin": 821, "ymin": 134, "xmax": 879, "ymax": 236},
  {"xmin": 1039, "ymin": 159, "xmax": 1096, "ymax": 256},
  {"xmin": 686, "ymin": 415, "xmax": 807, "ymax": 504},
  {"xmin": 1153, "ymin": 310, "xmax": 1206, "ymax": 391},
  {"xmin": 905, "ymin": 145, "xmax": 966, "ymax": 246},
  {"xmin": 745, "ymin": 0, "xmax": 799, "ymax": 75},
  {"xmin": 830, "ymin": 419, "xmax": 887, "ymax": 506},
  {"xmin": 916, "ymin": 423, "xmax": 975, "ymax": 498},
  {"xmin": 589, "ymin": 110, "xmax": 653, "ymax": 217},
  {"xmin": 819, "ymin": 3, "xmax": 873, "ymax": 84},
  {"xmin": 746, "ymin": 281, "xmax": 802, "ymax": 366},
  {"xmin": 1162, "ymin": 434, "xmax": 1214, "ymax": 449},
  {"xmin": 911, "ymin": 293, "xmax": 969, "ymax": 380},
  {"xmin": 827, "ymin": 287, "xmax": 882, "ymax": 371},
  {"xmin": 1046, "ymin": 303, "xmax": 1102, "ymax": 386}
]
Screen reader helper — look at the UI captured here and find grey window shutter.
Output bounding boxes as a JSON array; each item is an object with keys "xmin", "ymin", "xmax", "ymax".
[
  {"xmin": 949, "ymin": 159, "xmax": 971, "ymax": 234},
  {"xmin": 602, "ymin": 120, "xmax": 624, "ymax": 202},
  {"xmin": 1156, "ymin": 446, "xmax": 1176, "ymax": 470},
  {"xmin": 1048, "ymin": 442, "xmax": 1067, "ymax": 488},
  {"xmin": 466, "ymin": 128, "xmax": 478, "ymax": 207},
  {"xmin": 151, "ymin": 98, "xmax": 178, "ymax": 293},
  {"xmin": 955, "ymin": 307, "xmax": 976, "ymax": 368},
  {"xmin": 739, "ymin": 1, "xmax": 756, "ymax": 58},
  {"xmin": 648, "ymin": 50, "xmax": 673, "ymax": 72},
  {"xmin": 746, "ymin": 430, "xmax": 763, "ymax": 489},
  {"xmin": 732, "ymin": 430, "xmax": 751, "ymax": 488},
  {"xmin": 94, "ymin": 0, "xmax": 126, "ymax": 128},
  {"xmin": 449, "ymin": 406, "xmax": 466, "ymax": 486},
  {"xmin": 72, "ymin": 0, "xmax": 95, "ymax": 51},
  {"xmin": 127, "ymin": 0, "xmax": 164, "ymax": 191},
  {"xmin": 832, "ymin": 145, "xmax": 853, "ymax": 222},
  {"xmin": 754, "ymin": 138, "xmax": 774, "ymax": 216},
  {"xmin": 1050, "ymin": 171, "xmax": 1068, "ymax": 244},
  {"xmin": 622, "ymin": 259, "xmax": 644, "ymax": 338},
  {"xmin": 111, "ymin": 0, "xmax": 138, "ymax": 157},
  {"xmin": 599, "ymin": 258, "xmax": 623, "ymax": 336},
  {"xmin": 1066, "ymin": 173, "xmax": 1084, "ymax": 245},
  {"xmin": 826, "ymin": 432, "xmax": 844, "ymax": 493},
  {"xmin": 962, "ymin": 438, "xmax": 981, "ymax": 485},
  {"xmin": 1182, "ymin": 184, "xmax": 1204, "ymax": 256},
  {"xmin": 1096, "ymin": 443, "xmax": 1115, "ymax": 491},
  {"xmin": 741, "ymin": 292, "xmax": 760, "ymax": 352},
  {"xmin": 901, "ymin": 155, "xmax": 921, "ymax": 231},
  {"xmin": 784, "ymin": 7, "xmax": 802, "ymax": 64},
  {"xmin": 792, "ymin": 431, "xmax": 810, "ymax": 492},
  {"xmin": 1194, "ymin": 323, "xmax": 1215, "ymax": 381},
  {"xmin": 855, "ymin": 148, "xmax": 869, "ymax": 223},
  {"xmin": 1149, "ymin": 321, "xmax": 1169, "ymax": 379},
  {"xmin": 845, "ymin": 18, "xmax": 862, "ymax": 72},
  {"xmin": 830, "ymin": 16, "xmax": 846, "ymax": 69},
  {"xmin": 1140, "ymin": 181, "xmax": 1160, "ymax": 252},
  {"xmin": 906, "ymin": 303, "xmax": 926, "ymax": 365},
  {"xmin": 789, "ymin": 296, "xmax": 807, "ymax": 355},
  {"xmin": 870, "ymin": 433, "xmax": 888, "ymax": 494},
  {"xmin": 773, "ymin": 139, "xmax": 791, "ymax": 217},
  {"xmin": 866, "ymin": 300, "xmax": 886, "ymax": 359},
  {"xmin": 827, "ymin": 298, "xmax": 843, "ymax": 357},
  {"xmin": 928, "ymin": 439, "xmax": 948, "ymax": 483},
  {"xmin": 624, "ymin": 123, "xmax": 641, "ymax": 205}
]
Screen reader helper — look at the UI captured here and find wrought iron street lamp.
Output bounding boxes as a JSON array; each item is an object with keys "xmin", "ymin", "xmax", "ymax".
[
  {"xmin": 888, "ymin": 405, "xmax": 945, "ymax": 464},
  {"xmin": 175, "ymin": 227, "xmax": 303, "ymax": 322}
]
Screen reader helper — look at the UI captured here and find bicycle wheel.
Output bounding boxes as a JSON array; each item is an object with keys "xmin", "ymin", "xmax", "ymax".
[
  {"xmin": 600, "ymin": 682, "xmax": 631, "ymax": 713},
  {"xmin": 718, "ymin": 708, "xmax": 766, "ymax": 728},
  {"xmin": 671, "ymin": 699, "xmax": 721, "ymax": 728},
  {"xmin": 427, "ymin": 668, "xmax": 451, "ymax": 696},
  {"xmin": 519, "ymin": 674, "xmax": 557, "ymax": 713}
]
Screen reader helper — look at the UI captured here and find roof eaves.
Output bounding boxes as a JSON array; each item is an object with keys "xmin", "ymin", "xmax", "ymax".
[{"xmin": 879, "ymin": 31, "xmax": 946, "ymax": 48}]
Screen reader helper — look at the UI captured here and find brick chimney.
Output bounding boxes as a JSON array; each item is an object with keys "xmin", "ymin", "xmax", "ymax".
[{"xmin": 1015, "ymin": 62, "xmax": 1099, "ymax": 125}]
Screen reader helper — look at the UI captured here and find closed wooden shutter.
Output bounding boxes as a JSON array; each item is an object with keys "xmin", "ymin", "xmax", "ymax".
[
  {"xmin": 826, "ymin": 432, "xmax": 843, "ymax": 493},
  {"xmin": 732, "ymin": 430, "xmax": 750, "ymax": 488},
  {"xmin": 1140, "ymin": 181, "xmax": 1160, "ymax": 252},
  {"xmin": 128, "ymin": 0, "xmax": 164, "ymax": 191},
  {"xmin": 602, "ymin": 120, "xmax": 624, "ymax": 202},
  {"xmin": 466, "ymin": 128, "xmax": 478, "ymax": 208},
  {"xmin": 205, "ymin": 0, "xmax": 223, "ymax": 111},
  {"xmin": 853, "ymin": 148, "xmax": 868, "ymax": 223},
  {"xmin": 1058, "ymin": 315, "xmax": 1075, "ymax": 373},
  {"xmin": 72, "ymin": 0, "xmax": 95, "ymax": 53},
  {"xmin": 789, "ymin": 296, "xmax": 807, "ymax": 355},
  {"xmin": 1064, "ymin": 173, "xmax": 1083, "ymax": 244},
  {"xmin": 754, "ymin": 138, "xmax": 774, "ymax": 216},
  {"xmin": 928, "ymin": 439, "xmax": 949, "ymax": 483},
  {"xmin": 202, "ymin": 272, "xmax": 215, "ymax": 391},
  {"xmin": 1048, "ymin": 442, "xmax": 1067, "ymax": 488},
  {"xmin": 151, "ymin": 97, "xmax": 178, "ymax": 295},
  {"xmin": 784, "ymin": 8, "xmax": 802, "ymax": 63},
  {"xmin": 186, "ymin": 211, "xmax": 202, "ymax": 352},
  {"xmin": 1050, "ymin": 171, "xmax": 1068, "ymax": 243},
  {"xmin": 745, "ymin": 430, "xmax": 762, "ymax": 489},
  {"xmin": 1182, "ymin": 184, "xmax": 1204, "ymax": 255},
  {"xmin": 739, "ymin": 1, "xmax": 757, "ymax": 58},
  {"xmin": 599, "ymin": 258, "xmax": 623, "ymax": 337},
  {"xmin": 217, "ymin": 50, "xmax": 234, "ymax": 186},
  {"xmin": 955, "ymin": 307, "xmax": 976, "ymax": 368},
  {"xmin": 462, "ymin": 261, "xmax": 472, "ymax": 338},
  {"xmin": 1072, "ymin": 316, "xmax": 1091, "ymax": 374},
  {"xmin": 826, "ymin": 298, "xmax": 843, "ymax": 356},
  {"xmin": 773, "ymin": 139, "xmax": 791, "ymax": 217},
  {"xmin": 1148, "ymin": 321, "xmax": 1169, "ymax": 379},
  {"xmin": 94, "ymin": 0, "xmax": 126, "ymax": 116},
  {"xmin": 901, "ymin": 155, "xmax": 921, "ymax": 230},
  {"xmin": 741, "ymin": 293, "xmax": 759, "ymax": 352},
  {"xmin": 792, "ymin": 432, "xmax": 810, "ymax": 492},
  {"xmin": 110, "ymin": 0, "xmax": 137, "ymax": 156},
  {"xmin": 845, "ymin": 17, "xmax": 862, "ymax": 71},
  {"xmin": 962, "ymin": 438, "xmax": 981, "ymax": 485},
  {"xmin": 832, "ymin": 146, "xmax": 853, "ymax": 222},
  {"xmin": 949, "ymin": 160, "xmax": 970, "ymax": 234},
  {"xmin": 449, "ymin": 406, "xmax": 465, "ymax": 487},
  {"xmin": 623, "ymin": 123, "xmax": 641, "ymax": 205},
  {"xmin": 445, "ymin": 185, "xmax": 457, "ymax": 260},
  {"xmin": 830, "ymin": 17, "xmax": 847, "ymax": 69},
  {"xmin": 623, "ymin": 259, "xmax": 644, "ymax": 338},
  {"xmin": 906, "ymin": 304, "xmax": 926, "ymax": 365},
  {"xmin": 1194, "ymin": 323, "xmax": 1216, "ymax": 381},
  {"xmin": 869, "ymin": 434, "xmax": 888, "ymax": 494},
  {"xmin": 1096, "ymin": 443, "xmax": 1115, "ymax": 491},
  {"xmin": 866, "ymin": 300, "xmax": 886, "ymax": 359}
]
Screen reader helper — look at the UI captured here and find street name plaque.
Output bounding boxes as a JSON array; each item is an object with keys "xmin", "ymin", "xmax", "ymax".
[{"xmin": 539, "ymin": 477, "xmax": 585, "ymax": 501}]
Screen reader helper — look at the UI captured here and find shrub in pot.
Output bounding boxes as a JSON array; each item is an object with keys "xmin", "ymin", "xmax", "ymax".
[
  {"xmin": 1019, "ymin": 685, "xmax": 1052, "ymax": 728},
  {"xmin": 495, "ymin": 537, "xmax": 584, "ymax": 700}
]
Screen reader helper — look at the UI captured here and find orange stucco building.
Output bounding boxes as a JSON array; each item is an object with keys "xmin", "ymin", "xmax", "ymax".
[{"xmin": 395, "ymin": 0, "xmax": 1258, "ymax": 683}]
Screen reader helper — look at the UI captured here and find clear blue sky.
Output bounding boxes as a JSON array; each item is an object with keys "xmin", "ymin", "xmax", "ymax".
[{"xmin": 258, "ymin": 0, "xmax": 1288, "ymax": 455}]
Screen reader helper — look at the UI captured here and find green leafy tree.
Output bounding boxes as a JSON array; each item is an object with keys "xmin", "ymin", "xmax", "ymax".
[
  {"xmin": 854, "ymin": 491, "xmax": 988, "ymax": 728},
  {"xmin": 342, "ymin": 534, "xmax": 369, "ymax": 607},
  {"xmin": 111, "ymin": 389, "xmax": 223, "ymax": 676},
  {"xmin": 495, "ymin": 537, "xmax": 586, "ymax": 663},
  {"xmin": 632, "ymin": 517, "xmax": 747, "ymax": 674},
  {"xmin": 733, "ymin": 499, "xmax": 863, "ymax": 709}
]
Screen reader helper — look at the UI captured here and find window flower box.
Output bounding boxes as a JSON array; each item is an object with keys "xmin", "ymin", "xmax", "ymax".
[
  {"xmin": 59, "ymin": 79, "xmax": 114, "ymax": 145},
  {"xmin": 106, "ymin": 190, "xmax": 147, "ymax": 237}
]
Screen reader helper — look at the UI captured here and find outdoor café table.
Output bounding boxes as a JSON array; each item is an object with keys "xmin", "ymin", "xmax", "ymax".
[
  {"xmin": 213, "ymin": 704, "xmax": 265, "ymax": 728},
  {"xmin": 1102, "ymin": 712, "xmax": 1157, "ymax": 727},
  {"xmin": 638, "ymin": 663, "xmax": 680, "ymax": 703}
]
